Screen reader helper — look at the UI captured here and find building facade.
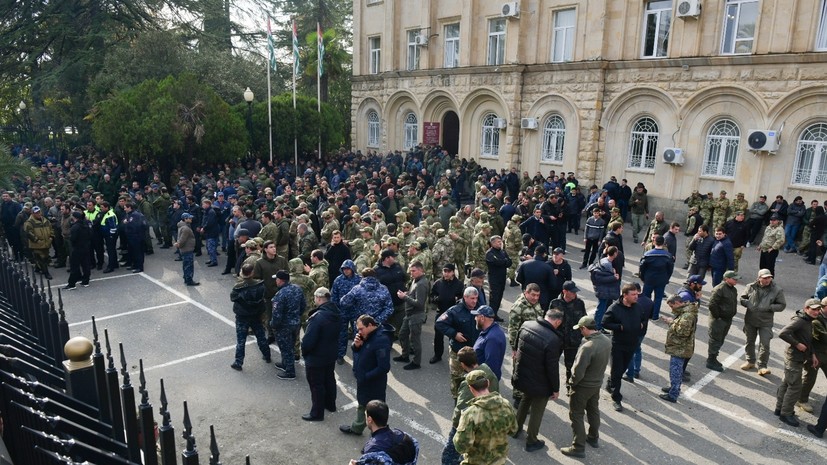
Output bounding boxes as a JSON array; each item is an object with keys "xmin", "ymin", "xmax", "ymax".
[{"xmin": 351, "ymin": 0, "xmax": 827, "ymax": 210}]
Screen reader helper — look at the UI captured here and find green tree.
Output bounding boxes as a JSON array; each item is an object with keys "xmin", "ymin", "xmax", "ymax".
[{"xmin": 0, "ymin": 144, "xmax": 33, "ymax": 190}]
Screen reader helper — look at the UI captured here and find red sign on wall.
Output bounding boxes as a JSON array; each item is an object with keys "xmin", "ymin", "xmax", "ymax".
[{"xmin": 423, "ymin": 122, "xmax": 440, "ymax": 145}]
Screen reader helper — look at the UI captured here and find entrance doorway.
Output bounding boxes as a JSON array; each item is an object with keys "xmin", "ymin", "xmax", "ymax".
[{"xmin": 442, "ymin": 111, "xmax": 459, "ymax": 155}]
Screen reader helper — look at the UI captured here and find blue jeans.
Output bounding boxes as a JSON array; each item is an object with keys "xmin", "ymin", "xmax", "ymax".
[
  {"xmin": 595, "ymin": 299, "xmax": 612, "ymax": 330},
  {"xmin": 626, "ymin": 334, "xmax": 645, "ymax": 378},
  {"xmin": 206, "ymin": 237, "xmax": 218, "ymax": 264},
  {"xmin": 784, "ymin": 224, "xmax": 800, "ymax": 251},
  {"xmin": 642, "ymin": 283, "xmax": 666, "ymax": 320},
  {"xmin": 181, "ymin": 251, "xmax": 194, "ymax": 283}
]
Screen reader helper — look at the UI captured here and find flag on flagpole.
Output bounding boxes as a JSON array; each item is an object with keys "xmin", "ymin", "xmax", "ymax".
[
  {"xmin": 267, "ymin": 18, "xmax": 277, "ymax": 72},
  {"xmin": 293, "ymin": 20, "xmax": 300, "ymax": 76},
  {"xmin": 317, "ymin": 22, "xmax": 324, "ymax": 77}
]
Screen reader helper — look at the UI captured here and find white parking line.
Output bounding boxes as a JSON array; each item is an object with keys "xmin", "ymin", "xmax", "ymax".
[
  {"xmin": 683, "ymin": 347, "xmax": 746, "ymax": 398},
  {"xmin": 139, "ymin": 273, "xmax": 236, "ymax": 327},
  {"xmin": 69, "ymin": 301, "xmax": 189, "ymax": 327},
  {"xmin": 139, "ymin": 343, "xmax": 246, "ymax": 374}
]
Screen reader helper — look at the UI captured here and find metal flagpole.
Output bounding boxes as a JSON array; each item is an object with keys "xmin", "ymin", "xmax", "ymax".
[
  {"xmin": 267, "ymin": 18, "xmax": 274, "ymax": 165},
  {"xmin": 293, "ymin": 18, "xmax": 299, "ymax": 177},
  {"xmin": 317, "ymin": 22, "xmax": 323, "ymax": 161}
]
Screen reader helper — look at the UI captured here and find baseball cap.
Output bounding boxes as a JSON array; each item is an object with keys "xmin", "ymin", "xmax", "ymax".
[
  {"xmin": 31, "ymin": 206, "xmax": 41, "ymax": 213},
  {"xmin": 687, "ymin": 275, "xmax": 707, "ymax": 285},
  {"xmin": 442, "ymin": 263, "xmax": 456, "ymax": 271},
  {"xmin": 805, "ymin": 298, "xmax": 822, "ymax": 309},
  {"xmin": 236, "ymin": 228, "xmax": 250, "ymax": 237},
  {"xmin": 770, "ymin": 213, "xmax": 781, "ymax": 221},
  {"xmin": 273, "ymin": 270, "xmax": 290, "ymax": 281},
  {"xmin": 552, "ymin": 247, "xmax": 565, "ymax": 255},
  {"xmin": 465, "ymin": 369, "xmax": 488, "ymax": 386},
  {"xmin": 723, "ymin": 270, "xmax": 741, "ymax": 280},
  {"xmin": 470, "ymin": 268, "xmax": 486, "ymax": 278},
  {"xmin": 573, "ymin": 315, "xmax": 597, "ymax": 330},
  {"xmin": 471, "ymin": 305, "xmax": 496, "ymax": 318},
  {"xmin": 562, "ymin": 281, "xmax": 581, "ymax": 293},
  {"xmin": 181, "ymin": 213, "xmax": 193, "ymax": 220},
  {"xmin": 380, "ymin": 249, "xmax": 396, "ymax": 260},
  {"xmin": 758, "ymin": 268, "xmax": 773, "ymax": 278}
]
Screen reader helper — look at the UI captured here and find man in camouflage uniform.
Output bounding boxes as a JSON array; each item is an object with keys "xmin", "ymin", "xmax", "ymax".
[
  {"xmin": 320, "ymin": 211, "xmax": 339, "ymax": 246},
  {"xmin": 297, "ymin": 222, "xmax": 318, "ymax": 263},
  {"xmin": 270, "ymin": 271, "xmax": 306, "ymax": 380},
  {"xmin": 407, "ymin": 240, "xmax": 432, "ymax": 281},
  {"xmin": 684, "ymin": 206, "xmax": 703, "ymax": 268},
  {"xmin": 713, "ymin": 190, "xmax": 730, "ymax": 229},
  {"xmin": 730, "ymin": 192, "xmax": 749, "ymax": 222},
  {"xmin": 642, "ymin": 211, "xmax": 667, "ymax": 251},
  {"xmin": 453, "ymin": 370, "xmax": 517, "ymax": 465},
  {"xmin": 273, "ymin": 209, "xmax": 291, "ymax": 258},
  {"xmin": 431, "ymin": 229, "xmax": 455, "ymax": 278},
  {"xmin": 386, "ymin": 237, "xmax": 405, "ymax": 271},
  {"xmin": 449, "ymin": 216, "xmax": 470, "ymax": 282},
  {"xmin": 470, "ymin": 224, "xmax": 492, "ymax": 272},
  {"xmin": 289, "ymin": 257, "xmax": 316, "ymax": 359},
  {"xmin": 685, "ymin": 190, "xmax": 703, "ymax": 211},
  {"xmin": 397, "ymin": 221, "xmax": 415, "ymax": 247},
  {"xmin": 503, "ymin": 215, "xmax": 523, "ymax": 286},
  {"xmin": 507, "ymin": 283, "xmax": 544, "ymax": 409},
  {"xmin": 151, "ymin": 186, "xmax": 172, "ymax": 247},
  {"xmin": 307, "ymin": 249, "xmax": 330, "ymax": 288},
  {"xmin": 474, "ymin": 211, "xmax": 491, "ymax": 236},
  {"xmin": 24, "ymin": 206, "xmax": 54, "ymax": 280},
  {"xmin": 700, "ymin": 192, "xmax": 716, "ymax": 227}
]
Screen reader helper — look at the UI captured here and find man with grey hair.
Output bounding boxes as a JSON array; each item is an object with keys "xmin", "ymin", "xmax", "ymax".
[{"xmin": 436, "ymin": 286, "xmax": 482, "ymax": 399}]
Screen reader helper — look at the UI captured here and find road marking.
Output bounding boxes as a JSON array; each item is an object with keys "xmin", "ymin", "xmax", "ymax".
[
  {"xmin": 139, "ymin": 273, "xmax": 236, "ymax": 327},
  {"xmin": 69, "ymin": 301, "xmax": 189, "ymax": 327},
  {"xmin": 139, "ymin": 343, "xmax": 247, "ymax": 374},
  {"xmin": 683, "ymin": 347, "xmax": 746, "ymax": 398}
]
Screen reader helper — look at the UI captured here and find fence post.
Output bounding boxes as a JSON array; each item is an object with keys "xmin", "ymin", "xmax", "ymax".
[
  {"xmin": 119, "ymin": 343, "xmax": 141, "ymax": 463},
  {"xmin": 138, "ymin": 359, "xmax": 158, "ymax": 465},
  {"xmin": 61, "ymin": 336, "xmax": 98, "ymax": 407},
  {"xmin": 158, "ymin": 379, "xmax": 177, "ymax": 465},
  {"xmin": 91, "ymin": 316, "xmax": 112, "ymax": 424},
  {"xmin": 46, "ymin": 284, "xmax": 63, "ymax": 367},
  {"xmin": 209, "ymin": 425, "xmax": 221, "ymax": 465},
  {"xmin": 181, "ymin": 401, "xmax": 199, "ymax": 465},
  {"xmin": 104, "ymin": 329, "xmax": 125, "ymax": 442},
  {"xmin": 56, "ymin": 289, "xmax": 69, "ymax": 361}
]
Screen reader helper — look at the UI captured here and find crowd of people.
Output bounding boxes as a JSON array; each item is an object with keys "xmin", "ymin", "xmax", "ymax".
[{"xmin": 3, "ymin": 144, "xmax": 827, "ymax": 462}]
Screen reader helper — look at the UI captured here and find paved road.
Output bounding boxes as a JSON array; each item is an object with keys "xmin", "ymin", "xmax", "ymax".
[{"xmin": 53, "ymin": 234, "xmax": 826, "ymax": 464}]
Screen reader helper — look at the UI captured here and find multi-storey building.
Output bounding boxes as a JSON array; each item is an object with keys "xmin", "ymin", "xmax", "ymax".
[{"xmin": 351, "ymin": 0, "xmax": 827, "ymax": 210}]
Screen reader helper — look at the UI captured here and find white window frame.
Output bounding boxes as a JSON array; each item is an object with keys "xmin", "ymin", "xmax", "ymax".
[
  {"xmin": 721, "ymin": 0, "xmax": 759, "ymax": 55},
  {"xmin": 641, "ymin": 1, "xmax": 672, "ymax": 58},
  {"xmin": 481, "ymin": 113, "xmax": 500, "ymax": 159},
  {"xmin": 403, "ymin": 112, "xmax": 418, "ymax": 150},
  {"xmin": 406, "ymin": 30, "xmax": 420, "ymax": 71},
  {"xmin": 369, "ymin": 36, "xmax": 381, "ymax": 74},
  {"xmin": 487, "ymin": 19, "xmax": 506, "ymax": 66},
  {"xmin": 702, "ymin": 119, "xmax": 740, "ymax": 178},
  {"xmin": 792, "ymin": 123, "xmax": 827, "ymax": 188},
  {"xmin": 367, "ymin": 111, "xmax": 380, "ymax": 148},
  {"xmin": 817, "ymin": 0, "xmax": 827, "ymax": 50},
  {"xmin": 627, "ymin": 117, "xmax": 659, "ymax": 170},
  {"xmin": 552, "ymin": 8, "xmax": 576, "ymax": 63},
  {"xmin": 541, "ymin": 115, "xmax": 566, "ymax": 164},
  {"xmin": 444, "ymin": 23, "xmax": 460, "ymax": 68}
]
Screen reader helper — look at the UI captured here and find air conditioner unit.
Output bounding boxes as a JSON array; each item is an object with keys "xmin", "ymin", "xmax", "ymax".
[
  {"xmin": 494, "ymin": 118, "xmax": 508, "ymax": 129},
  {"xmin": 520, "ymin": 118, "xmax": 538, "ymax": 129},
  {"xmin": 662, "ymin": 148, "xmax": 685, "ymax": 165},
  {"xmin": 676, "ymin": 0, "xmax": 701, "ymax": 18},
  {"xmin": 414, "ymin": 34, "xmax": 428, "ymax": 46},
  {"xmin": 747, "ymin": 129, "xmax": 780, "ymax": 152},
  {"xmin": 501, "ymin": 2, "xmax": 520, "ymax": 18}
]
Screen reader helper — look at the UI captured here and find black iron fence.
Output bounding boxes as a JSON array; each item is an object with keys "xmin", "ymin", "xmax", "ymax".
[{"xmin": 0, "ymin": 246, "xmax": 250, "ymax": 464}]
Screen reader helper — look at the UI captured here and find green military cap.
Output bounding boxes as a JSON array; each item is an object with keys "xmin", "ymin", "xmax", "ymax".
[
  {"xmin": 361, "ymin": 227, "xmax": 373, "ymax": 235},
  {"xmin": 243, "ymin": 240, "xmax": 258, "ymax": 249},
  {"xmin": 611, "ymin": 207, "xmax": 620, "ymax": 213},
  {"xmin": 465, "ymin": 369, "xmax": 488, "ymax": 386},
  {"xmin": 401, "ymin": 207, "xmax": 412, "ymax": 213},
  {"xmin": 511, "ymin": 215, "xmax": 522, "ymax": 222},
  {"xmin": 416, "ymin": 236, "xmax": 427, "ymax": 244},
  {"xmin": 386, "ymin": 237, "xmax": 400, "ymax": 245},
  {"xmin": 85, "ymin": 185, "xmax": 94, "ymax": 191},
  {"xmin": 436, "ymin": 228, "xmax": 446, "ymax": 237},
  {"xmin": 479, "ymin": 212, "xmax": 490, "ymax": 221},
  {"xmin": 401, "ymin": 222, "xmax": 413, "ymax": 228},
  {"xmin": 410, "ymin": 240, "xmax": 422, "ymax": 249}
]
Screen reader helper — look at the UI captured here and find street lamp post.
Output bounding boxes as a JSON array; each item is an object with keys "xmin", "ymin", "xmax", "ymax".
[
  {"xmin": 18, "ymin": 101, "xmax": 28, "ymax": 145},
  {"xmin": 243, "ymin": 87, "xmax": 254, "ymax": 156}
]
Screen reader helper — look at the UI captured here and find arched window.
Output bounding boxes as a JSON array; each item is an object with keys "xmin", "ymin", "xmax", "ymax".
[
  {"xmin": 481, "ymin": 113, "xmax": 500, "ymax": 158},
  {"xmin": 541, "ymin": 115, "xmax": 565, "ymax": 163},
  {"xmin": 792, "ymin": 123, "xmax": 827, "ymax": 187},
  {"xmin": 403, "ymin": 112, "xmax": 418, "ymax": 150},
  {"xmin": 702, "ymin": 119, "xmax": 740, "ymax": 178},
  {"xmin": 627, "ymin": 117, "xmax": 659, "ymax": 170},
  {"xmin": 367, "ymin": 110, "xmax": 380, "ymax": 147}
]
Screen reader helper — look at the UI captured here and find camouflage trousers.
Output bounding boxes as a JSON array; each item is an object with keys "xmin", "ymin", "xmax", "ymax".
[
  {"xmin": 684, "ymin": 237, "xmax": 695, "ymax": 267},
  {"xmin": 449, "ymin": 348, "xmax": 465, "ymax": 399},
  {"xmin": 31, "ymin": 248, "xmax": 50, "ymax": 275},
  {"xmin": 275, "ymin": 325, "xmax": 298, "ymax": 376},
  {"xmin": 234, "ymin": 317, "xmax": 271, "ymax": 366},
  {"xmin": 733, "ymin": 246, "xmax": 743, "ymax": 272}
]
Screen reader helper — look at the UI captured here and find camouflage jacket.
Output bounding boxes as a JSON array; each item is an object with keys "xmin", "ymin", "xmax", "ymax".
[
  {"xmin": 469, "ymin": 233, "xmax": 489, "ymax": 270},
  {"xmin": 665, "ymin": 302, "xmax": 698, "ymax": 359},
  {"xmin": 507, "ymin": 293, "xmax": 544, "ymax": 351},
  {"xmin": 758, "ymin": 223, "xmax": 785, "ymax": 252},
  {"xmin": 289, "ymin": 258, "xmax": 316, "ymax": 310},
  {"xmin": 503, "ymin": 223, "xmax": 523, "ymax": 256},
  {"xmin": 271, "ymin": 283, "xmax": 306, "ymax": 328},
  {"xmin": 320, "ymin": 219, "xmax": 340, "ymax": 245},
  {"xmin": 309, "ymin": 260, "xmax": 330, "ymax": 288},
  {"xmin": 431, "ymin": 237, "xmax": 455, "ymax": 275},
  {"xmin": 453, "ymin": 392, "xmax": 517, "ymax": 465},
  {"xmin": 298, "ymin": 231, "xmax": 319, "ymax": 260}
]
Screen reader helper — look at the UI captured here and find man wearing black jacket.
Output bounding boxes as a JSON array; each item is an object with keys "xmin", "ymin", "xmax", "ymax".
[
  {"xmin": 429, "ymin": 263, "xmax": 464, "ymax": 364},
  {"xmin": 301, "ymin": 287, "xmax": 341, "ymax": 421},
  {"xmin": 374, "ymin": 249, "xmax": 407, "ymax": 336},
  {"xmin": 512, "ymin": 309, "xmax": 564, "ymax": 452},
  {"xmin": 485, "ymin": 235, "xmax": 512, "ymax": 315},
  {"xmin": 516, "ymin": 245, "xmax": 556, "ymax": 310},
  {"xmin": 601, "ymin": 284, "xmax": 646, "ymax": 412},
  {"xmin": 230, "ymin": 263, "xmax": 271, "ymax": 371}
]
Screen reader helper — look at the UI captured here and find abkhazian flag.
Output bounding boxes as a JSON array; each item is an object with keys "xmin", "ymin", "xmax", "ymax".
[
  {"xmin": 267, "ymin": 18, "xmax": 277, "ymax": 72},
  {"xmin": 317, "ymin": 22, "xmax": 324, "ymax": 77},
  {"xmin": 293, "ymin": 20, "xmax": 300, "ymax": 75}
]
